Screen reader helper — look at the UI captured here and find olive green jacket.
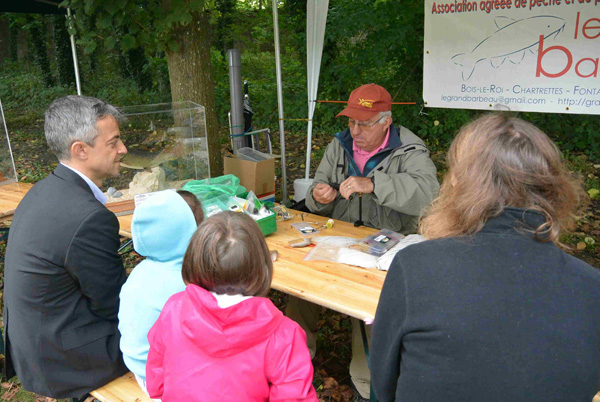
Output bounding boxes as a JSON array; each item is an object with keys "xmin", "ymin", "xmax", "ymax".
[{"xmin": 305, "ymin": 124, "xmax": 439, "ymax": 234}]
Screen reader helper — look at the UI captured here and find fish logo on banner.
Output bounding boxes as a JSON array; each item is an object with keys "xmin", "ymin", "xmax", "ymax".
[{"xmin": 451, "ymin": 15, "xmax": 566, "ymax": 81}]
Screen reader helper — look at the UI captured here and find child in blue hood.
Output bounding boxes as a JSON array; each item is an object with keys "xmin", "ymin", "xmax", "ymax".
[{"xmin": 118, "ymin": 189, "xmax": 202, "ymax": 391}]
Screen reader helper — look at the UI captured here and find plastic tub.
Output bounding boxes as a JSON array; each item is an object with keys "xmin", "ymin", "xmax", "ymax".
[{"xmin": 235, "ymin": 147, "xmax": 273, "ymax": 162}]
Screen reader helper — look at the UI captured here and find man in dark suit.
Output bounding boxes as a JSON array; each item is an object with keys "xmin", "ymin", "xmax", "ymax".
[{"xmin": 4, "ymin": 95, "xmax": 129, "ymax": 399}]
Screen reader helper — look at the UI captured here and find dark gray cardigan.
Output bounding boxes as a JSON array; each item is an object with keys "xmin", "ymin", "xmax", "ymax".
[{"xmin": 371, "ymin": 208, "xmax": 600, "ymax": 402}]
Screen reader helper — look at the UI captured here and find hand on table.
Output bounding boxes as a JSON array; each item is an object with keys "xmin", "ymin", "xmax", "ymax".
[
  {"xmin": 313, "ymin": 183, "xmax": 338, "ymax": 204},
  {"xmin": 339, "ymin": 176, "xmax": 374, "ymax": 200}
]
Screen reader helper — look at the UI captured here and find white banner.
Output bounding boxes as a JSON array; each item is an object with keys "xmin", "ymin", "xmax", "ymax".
[{"xmin": 423, "ymin": 0, "xmax": 600, "ymax": 115}]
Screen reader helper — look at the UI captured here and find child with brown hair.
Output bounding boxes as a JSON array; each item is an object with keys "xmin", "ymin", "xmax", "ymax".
[
  {"xmin": 176, "ymin": 190, "xmax": 204, "ymax": 224},
  {"xmin": 146, "ymin": 211, "xmax": 318, "ymax": 401}
]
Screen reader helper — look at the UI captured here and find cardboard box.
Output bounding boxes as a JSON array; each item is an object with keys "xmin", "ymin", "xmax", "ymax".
[{"xmin": 224, "ymin": 156, "xmax": 275, "ymax": 199}]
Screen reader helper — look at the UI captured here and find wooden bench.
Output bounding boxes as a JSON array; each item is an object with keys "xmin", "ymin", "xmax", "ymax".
[
  {"xmin": 91, "ymin": 372, "xmax": 154, "ymax": 402},
  {"xmin": 90, "ymin": 374, "xmax": 600, "ymax": 402}
]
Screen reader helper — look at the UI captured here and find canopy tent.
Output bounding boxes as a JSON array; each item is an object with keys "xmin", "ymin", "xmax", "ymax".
[
  {"xmin": 272, "ymin": 0, "xmax": 329, "ymax": 199},
  {"xmin": 0, "ymin": 0, "xmax": 82, "ymax": 95},
  {"xmin": 272, "ymin": 0, "xmax": 288, "ymax": 200},
  {"xmin": 305, "ymin": 0, "xmax": 329, "ymax": 180}
]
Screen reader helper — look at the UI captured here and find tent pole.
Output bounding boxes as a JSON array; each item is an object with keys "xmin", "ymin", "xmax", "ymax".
[
  {"xmin": 67, "ymin": 8, "xmax": 82, "ymax": 95},
  {"xmin": 272, "ymin": 0, "xmax": 287, "ymax": 202}
]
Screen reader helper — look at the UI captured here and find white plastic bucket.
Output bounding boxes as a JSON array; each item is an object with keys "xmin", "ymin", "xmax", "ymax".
[{"xmin": 293, "ymin": 178, "xmax": 314, "ymax": 202}]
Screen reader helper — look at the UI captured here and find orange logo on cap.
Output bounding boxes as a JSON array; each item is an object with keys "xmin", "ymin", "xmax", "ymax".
[{"xmin": 358, "ymin": 98, "xmax": 375, "ymax": 108}]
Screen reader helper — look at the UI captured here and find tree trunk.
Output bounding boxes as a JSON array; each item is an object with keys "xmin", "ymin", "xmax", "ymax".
[
  {"xmin": 17, "ymin": 28, "xmax": 27, "ymax": 62},
  {"xmin": 127, "ymin": 47, "xmax": 152, "ymax": 91},
  {"xmin": 29, "ymin": 19, "xmax": 55, "ymax": 87},
  {"xmin": 9, "ymin": 23, "xmax": 19, "ymax": 62},
  {"xmin": 0, "ymin": 18, "xmax": 9, "ymax": 64},
  {"xmin": 165, "ymin": 10, "xmax": 223, "ymax": 177},
  {"xmin": 52, "ymin": 15, "xmax": 75, "ymax": 87}
]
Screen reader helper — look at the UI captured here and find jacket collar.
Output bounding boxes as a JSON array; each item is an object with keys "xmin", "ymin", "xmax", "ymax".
[
  {"xmin": 480, "ymin": 207, "xmax": 549, "ymax": 240},
  {"xmin": 334, "ymin": 124, "xmax": 402, "ymax": 176},
  {"xmin": 52, "ymin": 163, "xmax": 95, "ymax": 197}
]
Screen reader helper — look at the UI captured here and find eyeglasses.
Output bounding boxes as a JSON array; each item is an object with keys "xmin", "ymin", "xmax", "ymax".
[{"xmin": 348, "ymin": 115, "xmax": 385, "ymax": 129}]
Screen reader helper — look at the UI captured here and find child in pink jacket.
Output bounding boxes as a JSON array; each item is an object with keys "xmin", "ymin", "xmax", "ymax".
[{"xmin": 146, "ymin": 211, "xmax": 318, "ymax": 402}]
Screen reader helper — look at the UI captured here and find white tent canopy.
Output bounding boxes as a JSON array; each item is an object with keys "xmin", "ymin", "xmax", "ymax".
[
  {"xmin": 272, "ymin": 0, "xmax": 329, "ymax": 198},
  {"xmin": 305, "ymin": 0, "xmax": 329, "ymax": 180}
]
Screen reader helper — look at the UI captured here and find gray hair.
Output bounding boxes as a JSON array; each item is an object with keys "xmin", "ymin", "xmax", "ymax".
[
  {"xmin": 378, "ymin": 110, "xmax": 392, "ymax": 124},
  {"xmin": 44, "ymin": 95, "xmax": 122, "ymax": 161}
]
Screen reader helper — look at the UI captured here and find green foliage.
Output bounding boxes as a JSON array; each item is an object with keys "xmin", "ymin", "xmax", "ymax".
[
  {"xmin": 214, "ymin": 0, "xmax": 237, "ymax": 55},
  {"xmin": 52, "ymin": 15, "xmax": 76, "ymax": 86},
  {"xmin": 8, "ymin": 21, "xmax": 19, "ymax": 62},
  {"xmin": 0, "ymin": 63, "xmax": 73, "ymax": 111},
  {"xmin": 28, "ymin": 18, "xmax": 55, "ymax": 87},
  {"xmin": 0, "ymin": 57, "xmax": 169, "ymax": 113},
  {"xmin": 2, "ymin": 0, "xmax": 599, "ymax": 162},
  {"xmin": 63, "ymin": 0, "xmax": 209, "ymax": 54}
]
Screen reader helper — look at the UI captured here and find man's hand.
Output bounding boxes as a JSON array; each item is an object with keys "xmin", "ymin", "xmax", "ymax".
[
  {"xmin": 339, "ymin": 176, "xmax": 374, "ymax": 199},
  {"xmin": 313, "ymin": 183, "xmax": 338, "ymax": 204}
]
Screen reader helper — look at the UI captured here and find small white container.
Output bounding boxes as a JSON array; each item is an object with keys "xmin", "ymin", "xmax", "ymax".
[{"xmin": 293, "ymin": 178, "xmax": 314, "ymax": 202}]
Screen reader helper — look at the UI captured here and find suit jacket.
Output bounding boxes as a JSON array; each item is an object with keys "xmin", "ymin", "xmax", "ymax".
[{"xmin": 3, "ymin": 164, "xmax": 128, "ymax": 399}]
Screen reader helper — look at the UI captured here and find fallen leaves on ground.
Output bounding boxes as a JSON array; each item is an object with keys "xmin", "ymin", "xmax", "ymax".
[
  {"xmin": 0, "ymin": 383, "xmax": 18, "ymax": 401},
  {"xmin": 318, "ymin": 371, "xmax": 355, "ymax": 402}
]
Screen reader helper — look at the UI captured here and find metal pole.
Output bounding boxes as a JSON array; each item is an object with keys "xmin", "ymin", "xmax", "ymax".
[
  {"xmin": 305, "ymin": 119, "xmax": 313, "ymax": 180},
  {"xmin": 0, "ymin": 97, "xmax": 18, "ymax": 185},
  {"xmin": 67, "ymin": 8, "xmax": 81, "ymax": 95},
  {"xmin": 227, "ymin": 49, "xmax": 247, "ymax": 151},
  {"xmin": 272, "ymin": 0, "xmax": 287, "ymax": 201}
]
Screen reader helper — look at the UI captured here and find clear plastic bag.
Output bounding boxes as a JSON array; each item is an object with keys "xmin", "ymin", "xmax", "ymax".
[
  {"xmin": 242, "ymin": 191, "xmax": 260, "ymax": 215},
  {"xmin": 351, "ymin": 229, "xmax": 404, "ymax": 256},
  {"xmin": 303, "ymin": 236, "xmax": 378, "ymax": 269},
  {"xmin": 181, "ymin": 174, "xmax": 246, "ymax": 202},
  {"xmin": 242, "ymin": 191, "xmax": 273, "ymax": 221}
]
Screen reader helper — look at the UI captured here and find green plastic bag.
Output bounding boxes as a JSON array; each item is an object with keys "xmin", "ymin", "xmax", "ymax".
[{"xmin": 181, "ymin": 174, "xmax": 247, "ymax": 202}]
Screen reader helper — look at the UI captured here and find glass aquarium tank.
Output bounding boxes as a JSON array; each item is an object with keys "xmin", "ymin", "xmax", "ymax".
[
  {"xmin": 103, "ymin": 101, "xmax": 210, "ymax": 204},
  {"xmin": 0, "ymin": 98, "xmax": 18, "ymax": 185}
]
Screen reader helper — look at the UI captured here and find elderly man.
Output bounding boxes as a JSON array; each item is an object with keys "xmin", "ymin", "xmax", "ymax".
[
  {"xmin": 4, "ymin": 96, "xmax": 129, "ymax": 400},
  {"xmin": 290, "ymin": 84, "xmax": 439, "ymax": 400},
  {"xmin": 306, "ymin": 83, "xmax": 438, "ymax": 233}
]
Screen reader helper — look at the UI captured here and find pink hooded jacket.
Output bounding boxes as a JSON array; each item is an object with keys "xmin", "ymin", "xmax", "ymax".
[{"xmin": 146, "ymin": 284, "xmax": 318, "ymax": 401}]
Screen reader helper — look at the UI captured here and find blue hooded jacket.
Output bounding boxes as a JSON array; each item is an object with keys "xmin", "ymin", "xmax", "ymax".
[{"xmin": 118, "ymin": 190, "xmax": 198, "ymax": 381}]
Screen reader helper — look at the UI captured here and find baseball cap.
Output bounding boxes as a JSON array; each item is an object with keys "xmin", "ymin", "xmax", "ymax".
[{"xmin": 336, "ymin": 83, "xmax": 392, "ymax": 121}]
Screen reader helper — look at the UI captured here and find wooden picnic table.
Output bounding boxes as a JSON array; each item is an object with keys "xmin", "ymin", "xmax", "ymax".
[
  {"xmin": 117, "ymin": 210, "xmax": 386, "ymax": 321},
  {"xmin": 0, "ymin": 182, "xmax": 33, "ymax": 220},
  {"xmin": 0, "ymin": 181, "xmax": 386, "ymax": 321}
]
